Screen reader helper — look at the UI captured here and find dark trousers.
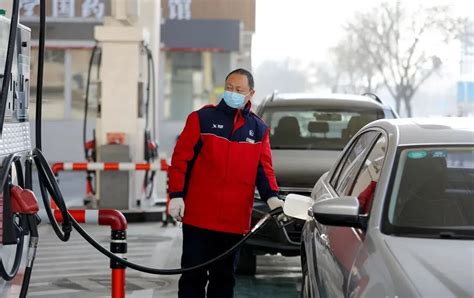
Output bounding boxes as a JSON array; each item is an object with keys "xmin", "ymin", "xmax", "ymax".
[{"xmin": 178, "ymin": 224, "xmax": 243, "ymax": 298}]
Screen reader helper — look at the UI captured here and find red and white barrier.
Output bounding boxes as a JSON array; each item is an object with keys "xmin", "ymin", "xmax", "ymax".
[{"xmin": 52, "ymin": 161, "xmax": 169, "ymax": 175}]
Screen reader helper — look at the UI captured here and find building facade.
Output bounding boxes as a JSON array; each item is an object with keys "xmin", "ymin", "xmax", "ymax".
[{"xmin": 158, "ymin": 0, "xmax": 256, "ymax": 152}]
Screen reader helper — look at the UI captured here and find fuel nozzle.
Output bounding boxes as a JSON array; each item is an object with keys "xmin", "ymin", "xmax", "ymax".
[{"xmin": 269, "ymin": 206, "xmax": 294, "ymax": 229}]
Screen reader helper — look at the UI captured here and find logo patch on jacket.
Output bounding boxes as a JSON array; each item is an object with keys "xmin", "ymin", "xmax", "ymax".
[
  {"xmin": 212, "ymin": 124, "xmax": 224, "ymax": 129},
  {"xmin": 246, "ymin": 137, "xmax": 255, "ymax": 143},
  {"xmin": 249, "ymin": 130, "xmax": 254, "ymax": 137}
]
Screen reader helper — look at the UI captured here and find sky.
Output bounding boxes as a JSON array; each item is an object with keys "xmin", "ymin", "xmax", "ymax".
[
  {"xmin": 251, "ymin": 0, "xmax": 474, "ymax": 116},
  {"xmin": 252, "ymin": 0, "xmax": 474, "ymax": 69}
]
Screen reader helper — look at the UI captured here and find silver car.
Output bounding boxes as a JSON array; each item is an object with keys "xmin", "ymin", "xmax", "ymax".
[{"xmin": 284, "ymin": 117, "xmax": 474, "ymax": 298}]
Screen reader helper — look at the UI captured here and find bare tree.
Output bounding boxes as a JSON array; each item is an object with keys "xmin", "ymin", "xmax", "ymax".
[
  {"xmin": 345, "ymin": 1, "xmax": 464, "ymax": 116},
  {"xmin": 313, "ymin": 34, "xmax": 381, "ymax": 94}
]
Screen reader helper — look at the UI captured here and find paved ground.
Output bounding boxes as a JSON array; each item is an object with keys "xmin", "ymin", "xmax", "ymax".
[{"xmin": 26, "ymin": 222, "xmax": 301, "ymax": 297}]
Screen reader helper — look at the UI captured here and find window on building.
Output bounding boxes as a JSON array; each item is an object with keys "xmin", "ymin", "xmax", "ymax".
[
  {"xmin": 70, "ymin": 48, "xmax": 99, "ymax": 119},
  {"xmin": 29, "ymin": 48, "xmax": 65, "ymax": 119},
  {"xmin": 163, "ymin": 51, "xmax": 230, "ymax": 120}
]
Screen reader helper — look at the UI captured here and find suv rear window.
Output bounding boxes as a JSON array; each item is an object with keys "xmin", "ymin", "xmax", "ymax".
[{"xmin": 262, "ymin": 107, "xmax": 384, "ymax": 150}]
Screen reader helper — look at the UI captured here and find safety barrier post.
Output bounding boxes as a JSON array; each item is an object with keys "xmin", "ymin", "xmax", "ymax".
[
  {"xmin": 110, "ymin": 229, "xmax": 127, "ymax": 298},
  {"xmin": 45, "ymin": 209, "xmax": 128, "ymax": 297}
]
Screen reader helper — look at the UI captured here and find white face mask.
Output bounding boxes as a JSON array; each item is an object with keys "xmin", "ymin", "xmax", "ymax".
[{"xmin": 223, "ymin": 90, "xmax": 250, "ymax": 109}]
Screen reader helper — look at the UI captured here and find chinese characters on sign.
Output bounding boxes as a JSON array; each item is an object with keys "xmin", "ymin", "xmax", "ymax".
[
  {"xmin": 82, "ymin": 0, "xmax": 105, "ymax": 19},
  {"xmin": 168, "ymin": 0, "xmax": 192, "ymax": 20},
  {"xmin": 19, "ymin": 0, "xmax": 105, "ymax": 20},
  {"xmin": 52, "ymin": 0, "xmax": 75, "ymax": 18},
  {"xmin": 19, "ymin": 0, "xmax": 39, "ymax": 17}
]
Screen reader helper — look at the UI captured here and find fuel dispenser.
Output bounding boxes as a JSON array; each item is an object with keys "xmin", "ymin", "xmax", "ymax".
[
  {"xmin": 82, "ymin": 37, "xmax": 160, "ymax": 211},
  {"xmin": 0, "ymin": 3, "xmax": 40, "ymax": 296},
  {"xmin": 89, "ymin": 18, "xmax": 160, "ymax": 210}
]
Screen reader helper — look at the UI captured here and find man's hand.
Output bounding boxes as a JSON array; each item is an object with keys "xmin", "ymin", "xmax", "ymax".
[
  {"xmin": 169, "ymin": 197, "xmax": 185, "ymax": 221},
  {"xmin": 266, "ymin": 196, "xmax": 284, "ymax": 210}
]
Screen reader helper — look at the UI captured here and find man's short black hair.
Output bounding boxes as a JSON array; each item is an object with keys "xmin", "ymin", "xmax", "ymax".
[{"xmin": 225, "ymin": 68, "xmax": 254, "ymax": 90}]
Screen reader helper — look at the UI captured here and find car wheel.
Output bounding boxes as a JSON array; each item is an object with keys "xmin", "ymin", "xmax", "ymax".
[{"xmin": 236, "ymin": 249, "xmax": 257, "ymax": 275}]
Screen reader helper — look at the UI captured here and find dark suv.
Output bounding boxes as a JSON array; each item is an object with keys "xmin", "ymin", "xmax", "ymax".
[{"xmin": 236, "ymin": 92, "xmax": 397, "ymax": 275}]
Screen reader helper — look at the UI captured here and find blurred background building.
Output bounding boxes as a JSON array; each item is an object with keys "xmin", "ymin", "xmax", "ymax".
[
  {"xmin": 5, "ymin": 0, "xmax": 257, "ymax": 159},
  {"xmin": 158, "ymin": 0, "xmax": 255, "ymax": 152},
  {"xmin": 7, "ymin": 0, "xmax": 161, "ymax": 162}
]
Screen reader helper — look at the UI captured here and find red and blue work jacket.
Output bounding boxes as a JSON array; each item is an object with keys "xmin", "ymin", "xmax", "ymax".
[{"xmin": 168, "ymin": 100, "xmax": 279, "ymax": 234}]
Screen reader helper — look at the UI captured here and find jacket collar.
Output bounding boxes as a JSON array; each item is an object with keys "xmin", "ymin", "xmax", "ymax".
[{"xmin": 217, "ymin": 99, "xmax": 252, "ymax": 116}]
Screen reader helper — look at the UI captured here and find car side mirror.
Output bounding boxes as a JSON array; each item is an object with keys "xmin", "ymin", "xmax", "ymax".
[
  {"xmin": 283, "ymin": 193, "xmax": 312, "ymax": 221},
  {"xmin": 311, "ymin": 196, "xmax": 367, "ymax": 229}
]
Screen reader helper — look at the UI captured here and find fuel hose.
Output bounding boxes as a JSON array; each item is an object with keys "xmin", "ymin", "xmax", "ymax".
[
  {"xmin": 35, "ymin": 146, "xmax": 281, "ymax": 274},
  {"xmin": 0, "ymin": 154, "xmax": 25, "ymax": 281}
]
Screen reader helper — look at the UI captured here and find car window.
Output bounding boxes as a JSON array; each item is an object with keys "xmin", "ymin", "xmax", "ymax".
[
  {"xmin": 386, "ymin": 146, "xmax": 474, "ymax": 233},
  {"xmin": 350, "ymin": 135, "xmax": 387, "ymax": 214},
  {"xmin": 333, "ymin": 131, "xmax": 380, "ymax": 194},
  {"xmin": 261, "ymin": 107, "xmax": 384, "ymax": 150}
]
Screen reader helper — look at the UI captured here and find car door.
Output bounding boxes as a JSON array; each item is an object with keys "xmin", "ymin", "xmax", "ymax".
[
  {"xmin": 311, "ymin": 130, "xmax": 381, "ymax": 297},
  {"xmin": 344, "ymin": 134, "xmax": 387, "ymax": 297}
]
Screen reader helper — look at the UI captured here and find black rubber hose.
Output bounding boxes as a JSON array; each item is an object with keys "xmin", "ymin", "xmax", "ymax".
[
  {"xmin": 146, "ymin": 47, "xmax": 157, "ymax": 140},
  {"xmin": 13, "ymin": 159, "xmax": 24, "ymax": 188},
  {"xmin": 83, "ymin": 45, "xmax": 99, "ymax": 160},
  {"xmin": 0, "ymin": 154, "xmax": 25, "ymax": 281},
  {"xmin": 70, "ymin": 210, "xmax": 276, "ymax": 275},
  {"xmin": 19, "ymin": 267, "xmax": 32, "ymax": 297},
  {"xmin": 32, "ymin": 0, "xmax": 70, "ymax": 242},
  {"xmin": 33, "ymin": 148, "xmax": 71, "ymax": 241},
  {"xmin": 144, "ymin": 46, "xmax": 151, "ymax": 131},
  {"xmin": 143, "ymin": 46, "xmax": 157, "ymax": 199},
  {"xmin": 0, "ymin": 0, "xmax": 19, "ymax": 134},
  {"xmin": 24, "ymin": 158, "xmax": 33, "ymax": 190},
  {"xmin": 35, "ymin": 147, "xmax": 282, "ymax": 274},
  {"xmin": 19, "ymin": 216, "xmax": 38, "ymax": 298},
  {"xmin": 34, "ymin": 0, "xmax": 45, "ymax": 150},
  {"xmin": 0, "ymin": 216, "xmax": 25, "ymax": 281}
]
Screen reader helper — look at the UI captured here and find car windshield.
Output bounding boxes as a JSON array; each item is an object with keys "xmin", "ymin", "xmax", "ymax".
[
  {"xmin": 385, "ymin": 146, "xmax": 474, "ymax": 238},
  {"xmin": 262, "ymin": 107, "xmax": 383, "ymax": 150}
]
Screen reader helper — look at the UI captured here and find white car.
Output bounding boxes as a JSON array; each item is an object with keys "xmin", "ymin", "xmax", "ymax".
[{"xmin": 284, "ymin": 117, "xmax": 474, "ymax": 298}]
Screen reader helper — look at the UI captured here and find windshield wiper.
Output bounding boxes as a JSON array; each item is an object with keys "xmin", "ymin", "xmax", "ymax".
[{"xmin": 438, "ymin": 231, "xmax": 474, "ymax": 239}]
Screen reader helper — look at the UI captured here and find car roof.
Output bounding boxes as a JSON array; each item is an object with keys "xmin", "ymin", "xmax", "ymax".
[
  {"xmin": 369, "ymin": 117, "xmax": 474, "ymax": 146},
  {"xmin": 261, "ymin": 93, "xmax": 387, "ymax": 110}
]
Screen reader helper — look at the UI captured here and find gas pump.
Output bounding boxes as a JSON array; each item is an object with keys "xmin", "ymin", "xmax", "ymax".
[
  {"xmin": 82, "ymin": 21, "xmax": 161, "ymax": 210},
  {"xmin": 0, "ymin": 2, "xmax": 40, "ymax": 296}
]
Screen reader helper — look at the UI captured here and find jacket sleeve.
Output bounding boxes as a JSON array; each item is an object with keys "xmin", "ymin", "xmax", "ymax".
[
  {"xmin": 168, "ymin": 111, "xmax": 201, "ymax": 199},
  {"xmin": 255, "ymin": 128, "xmax": 279, "ymax": 201}
]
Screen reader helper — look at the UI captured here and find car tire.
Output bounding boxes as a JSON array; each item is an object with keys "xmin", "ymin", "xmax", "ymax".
[{"xmin": 236, "ymin": 249, "xmax": 257, "ymax": 275}]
